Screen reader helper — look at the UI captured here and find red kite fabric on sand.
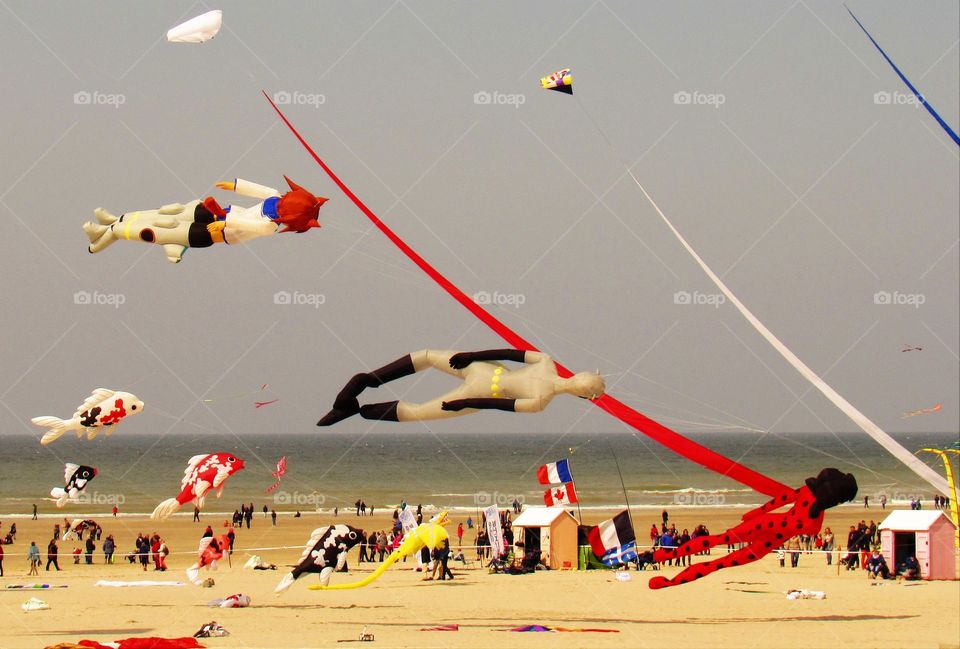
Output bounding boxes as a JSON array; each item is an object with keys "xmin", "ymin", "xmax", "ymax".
[{"xmin": 264, "ymin": 91, "xmax": 788, "ymax": 500}]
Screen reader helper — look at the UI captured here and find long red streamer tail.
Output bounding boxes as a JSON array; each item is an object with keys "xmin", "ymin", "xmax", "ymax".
[{"xmin": 264, "ymin": 91, "xmax": 789, "ymax": 499}]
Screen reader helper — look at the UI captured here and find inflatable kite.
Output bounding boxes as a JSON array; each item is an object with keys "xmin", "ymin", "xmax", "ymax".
[
  {"xmin": 50, "ymin": 463, "xmax": 97, "ymax": 507},
  {"xmin": 903, "ymin": 403, "xmax": 942, "ymax": 418},
  {"xmin": 83, "ymin": 176, "xmax": 325, "ymax": 263},
  {"xmin": 649, "ymin": 468, "xmax": 857, "ymax": 589},
  {"xmin": 186, "ymin": 534, "xmax": 231, "ymax": 585},
  {"xmin": 318, "ymin": 349, "xmax": 604, "ymax": 425},
  {"xmin": 62, "ymin": 519, "xmax": 99, "ymax": 541},
  {"xmin": 274, "ymin": 524, "xmax": 365, "ymax": 593},
  {"xmin": 32, "ymin": 389, "xmax": 144, "ymax": 445},
  {"xmin": 265, "ymin": 456, "xmax": 287, "ymax": 494},
  {"xmin": 167, "ymin": 10, "xmax": 223, "ymax": 43},
  {"xmin": 540, "ymin": 68, "xmax": 573, "ymax": 94},
  {"xmin": 151, "ymin": 453, "xmax": 245, "ymax": 520},
  {"xmin": 309, "ymin": 513, "xmax": 450, "ymax": 590}
]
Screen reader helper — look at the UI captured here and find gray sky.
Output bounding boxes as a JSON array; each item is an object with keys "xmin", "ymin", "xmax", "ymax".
[{"xmin": 0, "ymin": 0, "xmax": 956, "ymax": 442}]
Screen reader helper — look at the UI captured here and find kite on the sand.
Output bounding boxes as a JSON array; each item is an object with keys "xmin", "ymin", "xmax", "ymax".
[
  {"xmin": 50, "ymin": 463, "xmax": 97, "ymax": 507},
  {"xmin": 309, "ymin": 513, "xmax": 451, "ymax": 590},
  {"xmin": 83, "ymin": 176, "xmax": 325, "ymax": 263},
  {"xmin": 649, "ymin": 468, "xmax": 857, "ymax": 588},
  {"xmin": 317, "ymin": 349, "xmax": 604, "ymax": 425},
  {"xmin": 274, "ymin": 524, "xmax": 365, "ymax": 593},
  {"xmin": 31, "ymin": 388, "xmax": 144, "ymax": 445},
  {"xmin": 167, "ymin": 9, "xmax": 223, "ymax": 43},
  {"xmin": 151, "ymin": 453, "xmax": 245, "ymax": 520}
]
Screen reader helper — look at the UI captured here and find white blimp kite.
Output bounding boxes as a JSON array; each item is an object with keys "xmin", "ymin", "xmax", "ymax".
[{"xmin": 167, "ymin": 10, "xmax": 223, "ymax": 44}]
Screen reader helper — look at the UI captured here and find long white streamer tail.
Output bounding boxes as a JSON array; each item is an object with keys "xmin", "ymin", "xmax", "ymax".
[{"xmin": 630, "ymin": 171, "xmax": 949, "ymax": 495}]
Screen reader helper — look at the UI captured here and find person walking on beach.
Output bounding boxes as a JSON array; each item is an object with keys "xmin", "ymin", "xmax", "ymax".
[
  {"xmin": 28, "ymin": 542, "xmax": 40, "ymax": 575},
  {"xmin": 53, "ymin": 523, "xmax": 60, "ymax": 541},
  {"xmin": 661, "ymin": 509, "xmax": 669, "ymax": 526},
  {"xmin": 112, "ymin": 505, "xmax": 119, "ymax": 517},
  {"xmin": 271, "ymin": 510, "xmax": 277, "ymax": 526},
  {"xmin": 355, "ymin": 500, "xmax": 361, "ymax": 516},
  {"xmin": 880, "ymin": 494, "xmax": 887, "ymax": 509},
  {"xmin": 864, "ymin": 495, "xmax": 869, "ymax": 508},
  {"xmin": 138, "ymin": 536, "xmax": 151, "ymax": 572},
  {"xmin": 46, "ymin": 538, "xmax": 60, "ymax": 571},
  {"xmin": 360, "ymin": 501, "xmax": 367, "ymax": 516},
  {"xmin": 457, "ymin": 522, "xmax": 464, "ymax": 547},
  {"xmin": 0, "ymin": 541, "xmax": 4, "ymax": 577},
  {"xmin": 244, "ymin": 507, "xmax": 252, "ymax": 529},
  {"xmin": 32, "ymin": 504, "xmax": 38, "ymax": 520},
  {"xmin": 438, "ymin": 538, "xmax": 454, "ymax": 580},
  {"xmin": 103, "ymin": 535, "xmax": 115, "ymax": 564}
]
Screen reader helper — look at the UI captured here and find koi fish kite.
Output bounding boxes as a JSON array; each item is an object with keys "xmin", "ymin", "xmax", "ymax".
[
  {"xmin": 167, "ymin": 10, "xmax": 223, "ymax": 43},
  {"xmin": 32, "ymin": 389, "xmax": 144, "ymax": 445},
  {"xmin": 50, "ymin": 464, "xmax": 97, "ymax": 507},
  {"xmin": 152, "ymin": 453, "xmax": 245, "ymax": 520},
  {"xmin": 274, "ymin": 525, "xmax": 365, "ymax": 593}
]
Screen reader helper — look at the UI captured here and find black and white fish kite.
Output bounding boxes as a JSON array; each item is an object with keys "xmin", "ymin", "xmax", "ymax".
[
  {"xmin": 275, "ymin": 525, "xmax": 364, "ymax": 593},
  {"xmin": 50, "ymin": 463, "xmax": 97, "ymax": 507}
]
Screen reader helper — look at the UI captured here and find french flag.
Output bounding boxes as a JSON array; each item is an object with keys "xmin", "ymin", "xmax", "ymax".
[
  {"xmin": 543, "ymin": 482, "xmax": 578, "ymax": 506},
  {"xmin": 588, "ymin": 510, "xmax": 636, "ymax": 558},
  {"xmin": 537, "ymin": 458, "xmax": 573, "ymax": 485}
]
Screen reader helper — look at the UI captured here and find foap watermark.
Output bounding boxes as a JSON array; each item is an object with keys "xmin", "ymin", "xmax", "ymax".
[
  {"xmin": 674, "ymin": 290, "xmax": 725, "ymax": 308},
  {"xmin": 274, "ymin": 290, "xmax": 326, "ymax": 309},
  {"xmin": 673, "ymin": 491, "xmax": 726, "ymax": 506},
  {"xmin": 273, "ymin": 490, "xmax": 326, "ymax": 507},
  {"xmin": 873, "ymin": 290, "xmax": 925, "ymax": 308},
  {"xmin": 473, "ymin": 290, "xmax": 526, "ymax": 308},
  {"xmin": 674, "ymin": 90, "xmax": 725, "ymax": 108},
  {"xmin": 74, "ymin": 290, "xmax": 126, "ymax": 309},
  {"xmin": 473, "ymin": 491, "xmax": 525, "ymax": 507},
  {"xmin": 74, "ymin": 491, "xmax": 126, "ymax": 506},
  {"xmin": 273, "ymin": 90, "xmax": 326, "ymax": 108},
  {"xmin": 874, "ymin": 90, "xmax": 923, "ymax": 109},
  {"xmin": 73, "ymin": 90, "xmax": 126, "ymax": 109},
  {"xmin": 473, "ymin": 90, "xmax": 526, "ymax": 108}
]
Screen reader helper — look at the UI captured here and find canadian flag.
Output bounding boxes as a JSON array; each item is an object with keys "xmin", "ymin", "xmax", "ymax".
[{"xmin": 543, "ymin": 482, "xmax": 578, "ymax": 506}]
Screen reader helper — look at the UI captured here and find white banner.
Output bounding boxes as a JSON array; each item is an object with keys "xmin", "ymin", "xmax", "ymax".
[
  {"xmin": 484, "ymin": 504, "xmax": 503, "ymax": 558},
  {"xmin": 398, "ymin": 508, "xmax": 417, "ymax": 535}
]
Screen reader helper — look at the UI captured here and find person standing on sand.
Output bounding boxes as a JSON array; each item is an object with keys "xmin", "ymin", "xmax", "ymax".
[
  {"xmin": 193, "ymin": 506, "xmax": 201, "ymax": 522},
  {"xmin": 28, "ymin": 542, "xmax": 40, "ymax": 575},
  {"xmin": 0, "ymin": 541, "xmax": 4, "ymax": 577},
  {"xmin": 46, "ymin": 538, "xmax": 60, "ymax": 571},
  {"xmin": 271, "ymin": 510, "xmax": 277, "ymax": 526},
  {"xmin": 864, "ymin": 495, "xmax": 869, "ymax": 508},
  {"xmin": 786, "ymin": 536, "xmax": 801, "ymax": 568},
  {"xmin": 32, "ymin": 504, "xmax": 38, "ymax": 520},
  {"xmin": 822, "ymin": 528, "xmax": 834, "ymax": 565},
  {"xmin": 457, "ymin": 522, "xmax": 464, "ymax": 547},
  {"xmin": 880, "ymin": 494, "xmax": 887, "ymax": 509},
  {"xmin": 85, "ymin": 536, "xmax": 95, "ymax": 564},
  {"xmin": 112, "ymin": 506, "xmax": 118, "ymax": 517},
  {"xmin": 103, "ymin": 535, "xmax": 115, "ymax": 564},
  {"xmin": 662, "ymin": 509, "xmax": 668, "ymax": 526},
  {"xmin": 355, "ymin": 500, "xmax": 361, "ymax": 516}
]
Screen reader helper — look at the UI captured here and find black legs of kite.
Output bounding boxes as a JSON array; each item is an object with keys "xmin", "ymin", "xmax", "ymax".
[{"xmin": 317, "ymin": 356, "xmax": 414, "ymax": 426}]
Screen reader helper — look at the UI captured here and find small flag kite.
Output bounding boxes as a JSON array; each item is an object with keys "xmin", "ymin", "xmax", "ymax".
[
  {"xmin": 265, "ymin": 456, "xmax": 287, "ymax": 493},
  {"xmin": 540, "ymin": 68, "xmax": 572, "ymax": 94},
  {"xmin": 588, "ymin": 510, "xmax": 636, "ymax": 559},
  {"xmin": 543, "ymin": 482, "xmax": 578, "ymax": 506},
  {"xmin": 537, "ymin": 458, "xmax": 573, "ymax": 485}
]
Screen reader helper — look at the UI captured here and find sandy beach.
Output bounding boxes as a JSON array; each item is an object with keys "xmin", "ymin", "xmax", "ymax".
[{"xmin": 1, "ymin": 507, "xmax": 956, "ymax": 649}]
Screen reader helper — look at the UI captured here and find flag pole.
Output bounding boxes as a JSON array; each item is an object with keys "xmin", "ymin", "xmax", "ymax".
[
  {"xmin": 608, "ymin": 439, "xmax": 635, "ymax": 533},
  {"xmin": 570, "ymin": 457, "xmax": 584, "ymax": 526}
]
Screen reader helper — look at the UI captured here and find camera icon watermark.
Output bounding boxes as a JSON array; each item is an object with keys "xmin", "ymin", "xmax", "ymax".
[
  {"xmin": 673, "ymin": 491, "xmax": 725, "ymax": 506},
  {"xmin": 74, "ymin": 491, "xmax": 126, "ymax": 506},
  {"xmin": 673, "ymin": 290, "xmax": 725, "ymax": 308},
  {"xmin": 273, "ymin": 90, "xmax": 326, "ymax": 108},
  {"xmin": 473, "ymin": 491, "xmax": 525, "ymax": 507},
  {"xmin": 873, "ymin": 290, "xmax": 925, "ymax": 308},
  {"xmin": 473, "ymin": 90, "xmax": 526, "ymax": 108},
  {"xmin": 873, "ymin": 90, "xmax": 922, "ymax": 109},
  {"xmin": 273, "ymin": 490, "xmax": 326, "ymax": 507},
  {"xmin": 473, "ymin": 290, "xmax": 526, "ymax": 308},
  {"xmin": 673, "ymin": 90, "xmax": 725, "ymax": 108},
  {"xmin": 73, "ymin": 90, "xmax": 126, "ymax": 109},
  {"xmin": 74, "ymin": 290, "xmax": 126, "ymax": 309},
  {"xmin": 273, "ymin": 290, "xmax": 326, "ymax": 309}
]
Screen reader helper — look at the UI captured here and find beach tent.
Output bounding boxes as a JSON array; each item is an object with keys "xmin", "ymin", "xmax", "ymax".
[
  {"xmin": 878, "ymin": 510, "xmax": 957, "ymax": 580},
  {"xmin": 512, "ymin": 507, "xmax": 579, "ymax": 570}
]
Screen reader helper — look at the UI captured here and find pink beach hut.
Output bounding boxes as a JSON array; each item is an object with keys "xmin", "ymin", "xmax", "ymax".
[{"xmin": 878, "ymin": 510, "xmax": 957, "ymax": 580}]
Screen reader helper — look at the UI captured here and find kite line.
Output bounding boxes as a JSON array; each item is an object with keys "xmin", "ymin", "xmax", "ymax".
[{"xmin": 264, "ymin": 91, "xmax": 789, "ymax": 499}]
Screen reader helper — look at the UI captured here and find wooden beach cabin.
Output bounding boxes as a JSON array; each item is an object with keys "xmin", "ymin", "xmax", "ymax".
[
  {"xmin": 878, "ymin": 510, "xmax": 958, "ymax": 580},
  {"xmin": 512, "ymin": 507, "xmax": 579, "ymax": 570}
]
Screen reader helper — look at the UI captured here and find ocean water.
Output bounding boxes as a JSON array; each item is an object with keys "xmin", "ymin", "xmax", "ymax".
[{"xmin": 1, "ymin": 431, "xmax": 956, "ymax": 517}]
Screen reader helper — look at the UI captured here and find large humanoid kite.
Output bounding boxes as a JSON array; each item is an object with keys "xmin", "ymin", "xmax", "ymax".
[
  {"xmin": 318, "ymin": 349, "xmax": 604, "ymax": 425},
  {"xmin": 50, "ymin": 464, "xmax": 97, "ymax": 507},
  {"xmin": 32, "ymin": 389, "xmax": 144, "ymax": 445},
  {"xmin": 151, "ymin": 453, "xmax": 245, "ymax": 520},
  {"xmin": 309, "ymin": 513, "xmax": 451, "ymax": 590},
  {"xmin": 650, "ymin": 468, "xmax": 857, "ymax": 588},
  {"xmin": 83, "ymin": 176, "xmax": 325, "ymax": 263},
  {"xmin": 274, "ymin": 524, "xmax": 365, "ymax": 593}
]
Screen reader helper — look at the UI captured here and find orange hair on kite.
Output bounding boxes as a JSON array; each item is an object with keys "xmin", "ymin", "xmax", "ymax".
[{"xmin": 277, "ymin": 176, "xmax": 326, "ymax": 233}]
